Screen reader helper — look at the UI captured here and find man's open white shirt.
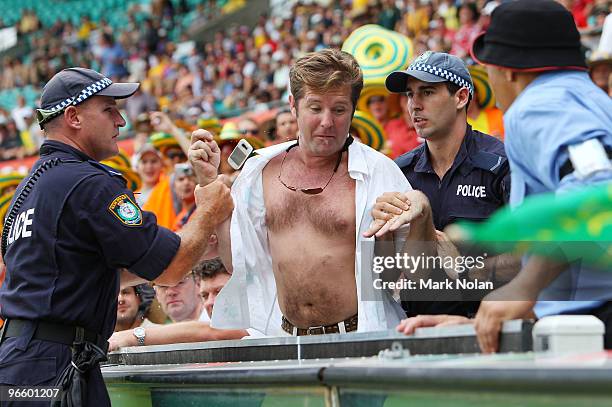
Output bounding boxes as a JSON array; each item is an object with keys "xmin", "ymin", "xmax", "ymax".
[{"xmin": 211, "ymin": 139, "xmax": 410, "ymax": 335}]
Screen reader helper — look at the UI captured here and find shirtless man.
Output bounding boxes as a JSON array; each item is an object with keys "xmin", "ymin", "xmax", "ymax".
[{"xmin": 189, "ymin": 49, "xmax": 412, "ymax": 336}]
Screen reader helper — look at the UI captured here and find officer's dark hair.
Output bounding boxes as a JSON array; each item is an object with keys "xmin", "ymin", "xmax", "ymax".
[
  {"xmin": 194, "ymin": 258, "xmax": 228, "ymax": 280},
  {"xmin": 445, "ymin": 82, "xmax": 471, "ymax": 112}
]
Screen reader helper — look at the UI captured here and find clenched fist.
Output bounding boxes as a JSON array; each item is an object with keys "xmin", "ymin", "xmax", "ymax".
[{"xmin": 189, "ymin": 129, "xmax": 220, "ymax": 186}]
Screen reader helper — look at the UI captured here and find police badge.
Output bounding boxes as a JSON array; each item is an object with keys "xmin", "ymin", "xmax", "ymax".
[{"xmin": 108, "ymin": 194, "xmax": 143, "ymax": 226}]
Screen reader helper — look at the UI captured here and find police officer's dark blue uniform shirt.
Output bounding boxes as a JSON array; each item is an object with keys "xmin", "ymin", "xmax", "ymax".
[
  {"xmin": 0, "ymin": 140, "xmax": 180, "ymax": 405},
  {"xmin": 395, "ymin": 126, "xmax": 510, "ymax": 317}
]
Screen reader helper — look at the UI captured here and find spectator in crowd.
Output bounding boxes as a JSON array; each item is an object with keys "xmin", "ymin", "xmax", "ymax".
[
  {"xmin": 125, "ymin": 84, "xmax": 159, "ymax": 125},
  {"xmin": 0, "ymin": 121, "xmax": 25, "ymax": 161},
  {"xmin": 237, "ymin": 117, "xmax": 261, "ymax": 139},
  {"xmin": 190, "ymin": 49, "xmax": 416, "ymax": 337},
  {"xmin": 99, "ymin": 33, "xmax": 129, "ymax": 80},
  {"xmin": 172, "ymin": 163, "xmax": 197, "ymax": 232},
  {"xmin": 10, "ymin": 96, "xmax": 34, "ymax": 133},
  {"xmin": 154, "ymin": 271, "xmax": 210, "ymax": 324},
  {"xmin": 383, "ymin": 93, "xmax": 421, "ymax": 158},
  {"xmin": 273, "ymin": 108, "xmax": 298, "ymax": 144},
  {"xmin": 114, "ymin": 284, "xmax": 158, "ymax": 332},
  {"xmin": 134, "ymin": 144, "xmax": 164, "ymax": 207},
  {"xmin": 588, "ymin": 50, "xmax": 612, "ymax": 95},
  {"xmin": 450, "ymin": 3, "xmax": 481, "ymax": 58},
  {"xmin": 469, "ymin": 0, "xmax": 612, "ymax": 353},
  {"xmin": 108, "ymin": 259, "xmax": 247, "ymax": 351},
  {"xmin": 366, "ymin": 94, "xmax": 390, "ymax": 128}
]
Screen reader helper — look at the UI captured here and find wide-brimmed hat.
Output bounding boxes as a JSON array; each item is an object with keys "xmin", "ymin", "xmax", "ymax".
[
  {"xmin": 0, "ymin": 172, "xmax": 25, "ymax": 195},
  {"xmin": 342, "ymin": 24, "xmax": 414, "ymax": 86},
  {"xmin": 101, "ymin": 151, "xmax": 142, "ymax": 192},
  {"xmin": 471, "ymin": 0, "xmax": 587, "ymax": 71},
  {"xmin": 197, "ymin": 116, "xmax": 222, "ymax": 136},
  {"xmin": 350, "ymin": 110, "xmax": 386, "ymax": 151},
  {"xmin": 468, "ymin": 65, "xmax": 496, "ymax": 109},
  {"xmin": 149, "ymin": 132, "xmax": 180, "ymax": 153}
]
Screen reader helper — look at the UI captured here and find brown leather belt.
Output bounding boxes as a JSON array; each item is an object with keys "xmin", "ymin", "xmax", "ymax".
[{"xmin": 281, "ymin": 314, "xmax": 358, "ymax": 336}]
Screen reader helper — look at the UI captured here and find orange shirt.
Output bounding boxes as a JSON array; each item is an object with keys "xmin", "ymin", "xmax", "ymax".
[{"xmin": 142, "ymin": 173, "xmax": 177, "ymax": 229}]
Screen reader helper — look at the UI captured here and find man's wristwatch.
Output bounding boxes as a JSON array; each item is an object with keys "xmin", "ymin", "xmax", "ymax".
[{"xmin": 133, "ymin": 326, "xmax": 146, "ymax": 346}]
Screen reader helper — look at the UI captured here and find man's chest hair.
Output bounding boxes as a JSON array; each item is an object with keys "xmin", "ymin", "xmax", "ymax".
[{"xmin": 264, "ymin": 177, "xmax": 356, "ymax": 236}]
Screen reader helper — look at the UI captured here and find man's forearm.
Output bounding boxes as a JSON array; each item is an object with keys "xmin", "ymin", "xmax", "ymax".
[
  {"xmin": 468, "ymin": 253, "xmax": 522, "ymax": 284},
  {"xmin": 113, "ymin": 321, "xmax": 247, "ymax": 348}
]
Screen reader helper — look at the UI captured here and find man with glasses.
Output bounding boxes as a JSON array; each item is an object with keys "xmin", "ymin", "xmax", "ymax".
[
  {"xmin": 237, "ymin": 118, "xmax": 261, "ymax": 138},
  {"xmin": 189, "ymin": 49, "xmax": 435, "ymax": 337}
]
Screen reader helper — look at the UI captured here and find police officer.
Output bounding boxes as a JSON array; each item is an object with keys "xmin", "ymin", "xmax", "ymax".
[
  {"xmin": 370, "ymin": 52, "xmax": 512, "ymax": 320},
  {"xmin": 0, "ymin": 68, "xmax": 233, "ymax": 406}
]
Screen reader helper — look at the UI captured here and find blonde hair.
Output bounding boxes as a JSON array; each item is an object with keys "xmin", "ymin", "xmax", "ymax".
[{"xmin": 290, "ymin": 48, "xmax": 363, "ymax": 110}]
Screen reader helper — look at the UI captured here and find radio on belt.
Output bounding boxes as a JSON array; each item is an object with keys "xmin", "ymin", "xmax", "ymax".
[{"xmin": 532, "ymin": 315, "xmax": 605, "ymax": 355}]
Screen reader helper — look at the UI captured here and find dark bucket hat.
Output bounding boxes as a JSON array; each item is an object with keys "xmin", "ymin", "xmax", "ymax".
[
  {"xmin": 37, "ymin": 67, "xmax": 139, "ymax": 128},
  {"xmin": 470, "ymin": 0, "xmax": 587, "ymax": 71}
]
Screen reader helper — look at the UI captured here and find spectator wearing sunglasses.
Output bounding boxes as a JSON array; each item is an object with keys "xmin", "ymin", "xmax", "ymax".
[
  {"xmin": 172, "ymin": 163, "xmax": 197, "ymax": 232},
  {"xmin": 189, "ymin": 49, "xmax": 415, "ymax": 337}
]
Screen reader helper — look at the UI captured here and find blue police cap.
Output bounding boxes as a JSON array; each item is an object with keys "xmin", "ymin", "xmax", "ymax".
[
  {"xmin": 37, "ymin": 67, "xmax": 139, "ymax": 127},
  {"xmin": 386, "ymin": 51, "xmax": 474, "ymax": 96}
]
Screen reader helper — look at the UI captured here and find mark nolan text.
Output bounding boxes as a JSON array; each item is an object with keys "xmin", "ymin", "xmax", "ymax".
[{"xmin": 374, "ymin": 278, "xmax": 493, "ymax": 291}]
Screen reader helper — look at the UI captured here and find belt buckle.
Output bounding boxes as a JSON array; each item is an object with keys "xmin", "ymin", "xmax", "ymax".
[{"xmin": 306, "ymin": 326, "xmax": 325, "ymax": 335}]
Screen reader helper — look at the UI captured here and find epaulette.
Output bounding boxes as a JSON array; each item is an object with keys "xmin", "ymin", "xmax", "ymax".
[
  {"xmin": 470, "ymin": 151, "xmax": 508, "ymax": 175},
  {"xmin": 87, "ymin": 160, "xmax": 125, "ymax": 178}
]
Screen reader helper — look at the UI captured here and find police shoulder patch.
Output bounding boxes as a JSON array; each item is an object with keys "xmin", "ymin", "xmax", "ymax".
[{"xmin": 108, "ymin": 194, "xmax": 143, "ymax": 226}]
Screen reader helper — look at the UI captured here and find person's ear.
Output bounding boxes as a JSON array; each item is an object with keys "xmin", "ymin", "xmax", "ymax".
[
  {"xmin": 289, "ymin": 94, "xmax": 298, "ymax": 117},
  {"xmin": 504, "ymin": 69, "xmax": 516, "ymax": 83},
  {"xmin": 64, "ymin": 106, "xmax": 82, "ymax": 130},
  {"xmin": 456, "ymin": 87, "xmax": 470, "ymax": 110}
]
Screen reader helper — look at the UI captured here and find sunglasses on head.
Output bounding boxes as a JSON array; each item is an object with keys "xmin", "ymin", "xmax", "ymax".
[{"xmin": 174, "ymin": 163, "xmax": 194, "ymax": 176}]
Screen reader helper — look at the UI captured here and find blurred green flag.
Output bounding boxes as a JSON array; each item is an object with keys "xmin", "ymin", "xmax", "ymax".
[{"xmin": 449, "ymin": 183, "xmax": 612, "ymax": 270}]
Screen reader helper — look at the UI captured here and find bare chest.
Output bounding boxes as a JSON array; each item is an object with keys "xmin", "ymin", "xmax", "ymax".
[{"xmin": 262, "ymin": 158, "xmax": 356, "ymax": 237}]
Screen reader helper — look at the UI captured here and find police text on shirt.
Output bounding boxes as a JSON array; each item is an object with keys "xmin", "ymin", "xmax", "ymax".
[
  {"xmin": 7, "ymin": 208, "xmax": 35, "ymax": 245},
  {"xmin": 456, "ymin": 185, "xmax": 486, "ymax": 198}
]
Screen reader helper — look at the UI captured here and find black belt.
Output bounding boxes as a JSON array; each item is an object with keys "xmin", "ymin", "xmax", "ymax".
[
  {"xmin": 0, "ymin": 319, "xmax": 108, "ymax": 352},
  {"xmin": 559, "ymin": 145, "xmax": 612, "ymax": 179},
  {"xmin": 281, "ymin": 314, "xmax": 358, "ymax": 336}
]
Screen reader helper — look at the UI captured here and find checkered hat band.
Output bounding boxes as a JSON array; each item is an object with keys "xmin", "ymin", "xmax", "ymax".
[
  {"xmin": 48, "ymin": 78, "xmax": 113, "ymax": 113},
  {"xmin": 409, "ymin": 63, "xmax": 474, "ymax": 95}
]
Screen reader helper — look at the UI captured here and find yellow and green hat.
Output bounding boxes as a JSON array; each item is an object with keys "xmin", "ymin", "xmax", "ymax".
[
  {"xmin": 197, "ymin": 116, "xmax": 222, "ymax": 136},
  {"xmin": 0, "ymin": 191, "xmax": 15, "ymax": 229},
  {"xmin": 350, "ymin": 110, "xmax": 386, "ymax": 151},
  {"xmin": 0, "ymin": 172, "xmax": 25, "ymax": 195},
  {"xmin": 468, "ymin": 65, "xmax": 496, "ymax": 110},
  {"xmin": 102, "ymin": 149, "xmax": 132, "ymax": 169},
  {"xmin": 342, "ymin": 24, "xmax": 414, "ymax": 86},
  {"xmin": 100, "ymin": 157, "xmax": 142, "ymax": 192},
  {"xmin": 149, "ymin": 132, "xmax": 180, "ymax": 153}
]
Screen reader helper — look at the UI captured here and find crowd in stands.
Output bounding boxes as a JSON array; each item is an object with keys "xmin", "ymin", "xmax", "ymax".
[
  {"xmin": 0, "ymin": 0, "xmax": 610, "ymax": 162},
  {"xmin": 0, "ymin": 0, "xmax": 610, "ymax": 345}
]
